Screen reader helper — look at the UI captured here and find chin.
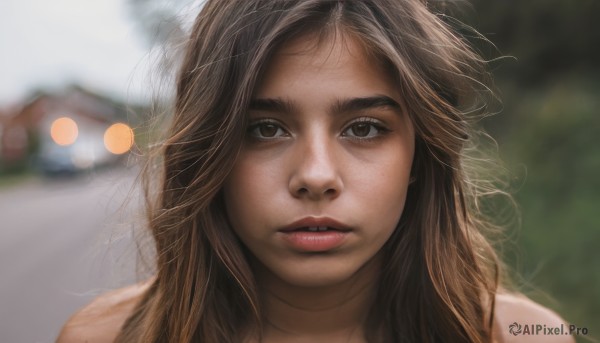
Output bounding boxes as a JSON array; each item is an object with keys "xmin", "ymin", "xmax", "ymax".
[
  {"xmin": 282, "ymin": 272, "xmax": 349, "ymax": 288},
  {"xmin": 268, "ymin": 258, "xmax": 366, "ymax": 289}
]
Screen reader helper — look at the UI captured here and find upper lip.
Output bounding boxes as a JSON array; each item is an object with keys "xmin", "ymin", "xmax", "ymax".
[{"xmin": 279, "ymin": 216, "xmax": 353, "ymax": 232}]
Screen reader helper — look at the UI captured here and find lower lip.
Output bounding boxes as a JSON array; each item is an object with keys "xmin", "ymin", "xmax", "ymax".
[{"xmin": 278, "ymin": 230, "xmax": 349, "ymax": 252}]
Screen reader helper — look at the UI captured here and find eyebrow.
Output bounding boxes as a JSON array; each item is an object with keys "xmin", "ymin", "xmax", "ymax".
[
  {"xmin": 248, "ymin": 97, "xmax": 296, "ymax": 114},
  {"xmin": 248, "ymin": 95, "xmax": 401, "ymax": 115},
  {"xmin": 332, "ymin": 95, "xmax": 401, "ymax": 114}
]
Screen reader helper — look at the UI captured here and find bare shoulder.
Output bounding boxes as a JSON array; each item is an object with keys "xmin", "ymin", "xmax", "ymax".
[
  {"xmin": 56, "ymin": 278, "xmax": 153, "ymax": 343},
  {"xmin": 493, "ymin": 292, "xmax": 575, "ymax": 343}
]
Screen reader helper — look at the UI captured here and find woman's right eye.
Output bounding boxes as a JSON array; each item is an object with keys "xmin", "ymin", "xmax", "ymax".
[{"xmin": 247, "ymin": 121, "xmax": 288, "ymax": 139}]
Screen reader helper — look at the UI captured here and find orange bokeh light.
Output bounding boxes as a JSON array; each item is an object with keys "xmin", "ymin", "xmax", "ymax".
[
  {"xmin": 104, "ymin": 123, "xmax": 134, "ymax": 155},
  {"xmin": 50, "ymin": 117, "xmax": 78, "ymax": 146}
]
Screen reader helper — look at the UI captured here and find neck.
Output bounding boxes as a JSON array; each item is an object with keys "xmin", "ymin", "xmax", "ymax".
[{"xmin": 252, "ymin": 254, "xmax": 381, "ymax": 342}]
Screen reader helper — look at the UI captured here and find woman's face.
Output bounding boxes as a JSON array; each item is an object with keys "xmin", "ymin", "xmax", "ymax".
[{"xmin": 223, "ymin": 33, "xmax": 415, "ymax": 288}]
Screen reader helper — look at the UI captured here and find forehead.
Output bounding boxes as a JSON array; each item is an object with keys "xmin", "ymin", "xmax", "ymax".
[
  {"xmin": 272, "ymin": 30, "xmax": 386, "ymax": 73},
  {"xmin": 278, "ymin": 30, "xmax": 371, "ymax": 64},
  {"xmin": 255, "ymin": 31, "xmax": 397, "ymax": 98}
]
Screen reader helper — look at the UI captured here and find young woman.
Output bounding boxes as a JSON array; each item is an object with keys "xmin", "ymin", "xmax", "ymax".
[{"xmin": 57, "ymin": 1, "xmax": 573, "ymax": 342}]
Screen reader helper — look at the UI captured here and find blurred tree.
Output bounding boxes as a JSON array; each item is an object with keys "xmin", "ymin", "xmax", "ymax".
[
  {"xmin": 126, "ymin": 0, "xmax": 203, "ymax": 77},
  {"xmin": 499, "ymin": 79, "xmax": 600, "ymax": 339},
  {"xmin": 467, "ymin": 0, "xmax": 600, "ymax": 85},
  {"xmin": 456, "ymin": 1, "xmax": 600, "ymax": 338},
  {"xmin": 127, "ymin": 0, "xmax": 191, "ymax": 46}
]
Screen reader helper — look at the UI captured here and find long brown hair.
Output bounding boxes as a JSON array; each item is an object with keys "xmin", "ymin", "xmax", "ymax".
[{"xmin": 116, "ymin": 0, "xmax": 507, "ymax": 342}]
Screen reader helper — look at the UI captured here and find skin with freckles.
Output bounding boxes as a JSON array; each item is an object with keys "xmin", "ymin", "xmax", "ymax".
[{"xmin": 222, "ymin": 32, "xmax": 415, "ymax": 343}]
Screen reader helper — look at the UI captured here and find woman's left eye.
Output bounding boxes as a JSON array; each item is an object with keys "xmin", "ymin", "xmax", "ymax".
[{"xmin": 342, "ymin": 119, "xmax": 388, "ymax": 140}]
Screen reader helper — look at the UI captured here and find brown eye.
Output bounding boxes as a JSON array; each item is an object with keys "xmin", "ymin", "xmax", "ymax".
[
  {"xmin": 342, "ymin": 118, "xmax": 389, "ymax": 141},
  {"xmin": 259, "ymin": 124, "xmax": 279, "ymax": 137},
  {"xmin": 350, "ymin": 123, "xmax": 371, "ymax": 137},
  {"xmin": 248, "ymin": 121, "xmax": 287, "ymax": 139}
]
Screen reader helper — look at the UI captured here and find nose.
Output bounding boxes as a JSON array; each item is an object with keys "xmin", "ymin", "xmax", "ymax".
[{"xmin": 289, "ymin": 137, "xmax": 343, "ymax": 201}]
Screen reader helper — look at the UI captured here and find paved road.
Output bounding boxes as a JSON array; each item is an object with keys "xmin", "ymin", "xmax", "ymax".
[{"xmin": 0, "ymin": 166, "xmax": 146, "ymax": 343}]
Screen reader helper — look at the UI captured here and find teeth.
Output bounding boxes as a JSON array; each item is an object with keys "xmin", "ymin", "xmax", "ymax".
[{"xmin": 307, "ymin": 226, "xmax": 328, "ymax": 231}]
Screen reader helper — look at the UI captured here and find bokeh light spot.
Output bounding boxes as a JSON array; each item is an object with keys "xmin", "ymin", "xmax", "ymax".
[
  {"xmin": 50, "ymin": 117, "xmax": 78, "ymax": 146},
  {"xmin": 104, "ymin": 123, "xmax": 134, "ymax": 155}
]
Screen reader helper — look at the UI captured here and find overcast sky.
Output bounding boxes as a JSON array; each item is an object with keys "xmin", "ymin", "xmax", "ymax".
[{"xmin": 0, "ymin": 0, "xmax": 154, "ymax": 106}]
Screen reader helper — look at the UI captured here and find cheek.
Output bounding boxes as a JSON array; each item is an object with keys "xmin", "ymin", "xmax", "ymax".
[
  {"xmin": 223, "ymin": 163, "xmax": 252, "ymax": 228},
  {"xmin": 223, "ymin": 156, "xmax": 278, "ymax": 231},
  {"xmin": 353, "ymin": 150, "xmax": 413, "ymax": 227}
]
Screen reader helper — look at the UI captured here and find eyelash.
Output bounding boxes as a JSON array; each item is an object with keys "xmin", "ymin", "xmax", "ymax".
[
  {"xmin": 341, "ymin": 117, "xmax": 391, "ymax": 142},
  {"xmin": 246, "ymin": 117, "xmax": 391, "ymax": 142},
  {"xmin": 246, "ymin": 119, "xmax": 289, "ymax": 141}
]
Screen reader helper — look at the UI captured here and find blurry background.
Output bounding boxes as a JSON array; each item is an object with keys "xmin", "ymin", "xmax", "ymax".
[
  {"xmin": 0, "ymin": 0, "xmax": 598, "ymax": 342},
  {"xmin": 463, "ymin": 1, "xmax": 600, "ymax": 340},
  {"xmin": 0, "ymin": 0, "xmax": 190, "ymax": 342}
]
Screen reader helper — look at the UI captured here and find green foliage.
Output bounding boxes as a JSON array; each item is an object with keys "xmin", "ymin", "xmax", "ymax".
[
  {"xmin": 468, "ymin": 0, "xmax": 600, "ymax": 85},
  {"xmin": 451, "ymin": 2, "xmax": 600, "ymax": 337},
  {"xmin": 493, "ymin": 78, "xmax": 600, "ymax": 339}
]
